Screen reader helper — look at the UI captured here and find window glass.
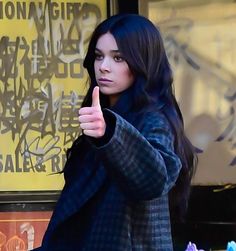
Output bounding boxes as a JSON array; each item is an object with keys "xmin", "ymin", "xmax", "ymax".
[{"xmin": 140, "ymin": 0, "xmax": 236, "ymax": 185}]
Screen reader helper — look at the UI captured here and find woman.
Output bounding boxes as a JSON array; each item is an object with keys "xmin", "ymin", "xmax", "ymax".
[{"xmin": 33, "ymin": 14, "xmax": 196, "ymax": 251}]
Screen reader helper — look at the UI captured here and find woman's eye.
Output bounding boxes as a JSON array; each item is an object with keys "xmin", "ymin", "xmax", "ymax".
[
  {"xmin": 114, "ymin": 55, "xmax": 124, "ymax": 62},
  {"xmin": 95, "ymin": 53, "xmax": 103, "ymax": 60}
]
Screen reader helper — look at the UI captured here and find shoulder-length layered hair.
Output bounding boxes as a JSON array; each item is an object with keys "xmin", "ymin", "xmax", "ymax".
[{"xmin": 80, "ymin": 14, "xmax": 197, "ymax": 220}]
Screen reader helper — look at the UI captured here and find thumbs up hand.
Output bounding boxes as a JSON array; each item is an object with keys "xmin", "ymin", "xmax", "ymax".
[{"xmin": 78, "ymin": 86, "xmax": 106, "ymax": 138}]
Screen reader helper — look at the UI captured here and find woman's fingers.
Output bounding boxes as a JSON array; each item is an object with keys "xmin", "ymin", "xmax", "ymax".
[
  {"xmin": 78, "ymin": 87, "xmax": 106, "ymax": 138},
  {"xmin": 80, "ymin": 121, "xmax": 103, "ymax": 130},
  {"xmin": 79, "ymin": 106, "xmax": 100, "ymax": 115},
  {"xmin": 92, "ymin": 86, "xmax": 100, "ymax": 108},
  {"xmin": 78, "ymin": 113, "xmax": 101, "ymax": 123},
  {"xmin": 82, "ymin": 129, "xmax": 104, "ymax": 138}
]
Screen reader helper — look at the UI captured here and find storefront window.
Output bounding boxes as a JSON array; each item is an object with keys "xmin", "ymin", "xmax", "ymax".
[{"xmin": 140, "ymin": 0, "xmax": 236, "ymax": 185}]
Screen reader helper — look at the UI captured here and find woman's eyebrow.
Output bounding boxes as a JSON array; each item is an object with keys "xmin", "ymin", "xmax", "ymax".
[{"xmin": 95, "ymin": 48, "xmax": 120, "ymax": 53}]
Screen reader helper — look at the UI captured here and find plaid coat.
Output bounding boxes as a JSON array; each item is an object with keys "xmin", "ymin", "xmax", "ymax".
[{"xmin": 32, "ymin": 108, "xmax": 182, "ymax": 251}]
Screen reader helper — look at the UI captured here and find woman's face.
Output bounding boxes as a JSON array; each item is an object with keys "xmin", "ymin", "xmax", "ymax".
[{"xmin": 94, "ymin": 32, "xmax": 134, "ymax": 106}]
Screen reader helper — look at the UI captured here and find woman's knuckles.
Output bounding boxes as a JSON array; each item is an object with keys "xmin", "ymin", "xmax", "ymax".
[{"xmin": 79, "ymin": 106, "xmax": 101, "ymax": 115}]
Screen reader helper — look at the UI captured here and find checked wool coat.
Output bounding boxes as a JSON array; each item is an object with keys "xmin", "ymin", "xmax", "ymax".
[{"xmin": 32, "ymin": 105, "xmax": 182, "ymax": 251}]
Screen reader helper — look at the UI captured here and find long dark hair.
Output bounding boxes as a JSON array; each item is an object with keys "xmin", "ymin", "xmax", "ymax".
[{"xmin": 75, "ymin": 14, "xmax": 197, "ymax": 220}]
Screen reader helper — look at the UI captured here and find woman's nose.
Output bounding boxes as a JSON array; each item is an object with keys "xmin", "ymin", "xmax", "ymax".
[{"xmin": 99, "ymin": 58, "xmax": 110, "ymax": 72}]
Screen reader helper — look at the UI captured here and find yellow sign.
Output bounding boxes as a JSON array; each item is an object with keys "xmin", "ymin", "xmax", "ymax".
[{"xmin": 0, "ymin": 0, "xmax": 107, "ymax": 191}]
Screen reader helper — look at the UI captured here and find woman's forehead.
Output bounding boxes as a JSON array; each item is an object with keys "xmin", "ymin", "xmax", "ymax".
[{"xmin": 96, "ymin": 33, "xmax": 119, "ymax": 51}]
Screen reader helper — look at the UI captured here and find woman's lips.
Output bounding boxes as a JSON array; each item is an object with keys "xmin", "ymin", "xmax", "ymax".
[
  {"xmin": 98, "ymin": 78, "xmax": 113, "ymax": 85},
  {"xmin": 98, "ymin": 78, "xmax": 112, "ymax": 82}
]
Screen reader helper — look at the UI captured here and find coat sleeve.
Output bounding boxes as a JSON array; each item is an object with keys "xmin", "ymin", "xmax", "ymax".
[{"xmin": 91, "ymin": 109, "xmax": 182, "ymax": 201}]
